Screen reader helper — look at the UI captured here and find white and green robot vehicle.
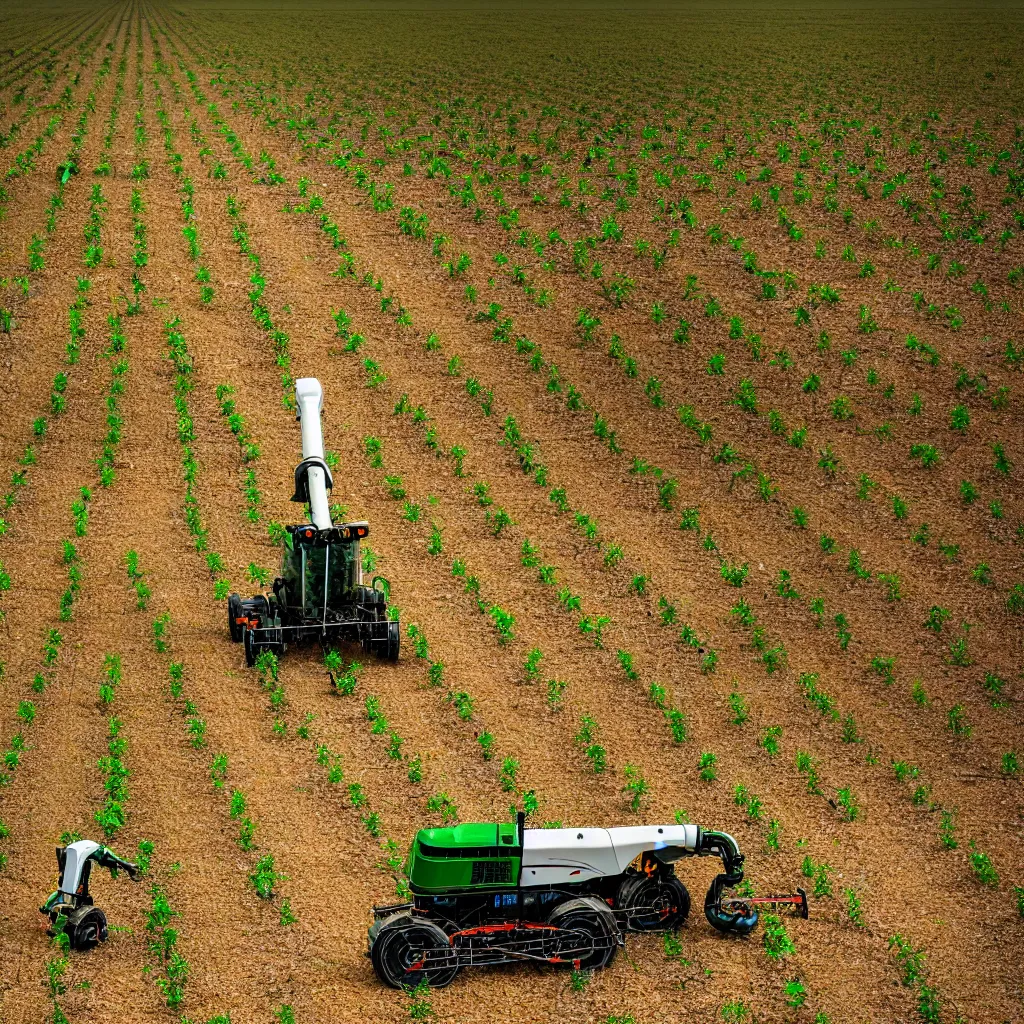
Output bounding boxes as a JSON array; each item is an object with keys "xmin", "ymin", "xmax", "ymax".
[
  {"xmin": 228, "ymin": 378, "xmax": 399, "ymax": 666},
  {"xmin": 368, "ymin": 814, "xmax": 808, "ymax": 987}
]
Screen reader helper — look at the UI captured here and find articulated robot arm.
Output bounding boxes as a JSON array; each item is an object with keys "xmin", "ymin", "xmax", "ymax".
[
  {"xmin": 292, "ymin": 378, "xmax": 333, "ymax": 531},
  {"xmin": 696, "ymin": 830, "xmax": 759, "ymax": 934},
  {"xmin": 693, "ymin": 829, "xmax": 808, "ymax": 935},
  {"xmin": 41, "ymin": 840, "xmax": 138, "ymax": 916},
  {"xmin": 79, "ymin": 844, "xmax": 139, "ymax": 882}
]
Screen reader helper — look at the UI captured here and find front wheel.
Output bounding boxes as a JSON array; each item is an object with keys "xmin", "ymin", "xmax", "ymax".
[
  {"xmin": 370, "ymin": 914, "xmax": 459, "ymax": 989},
  {"xmin": 617, "ymin": 872, "xmax": 691, "ymax": 931},
  {"xmin": 66, "ymin": 906, "xmax": 107, "ymax": 951}
]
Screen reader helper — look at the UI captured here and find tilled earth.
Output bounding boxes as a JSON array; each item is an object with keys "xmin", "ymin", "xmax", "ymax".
[{"xmin": 0, "ymin": 3, "xmax": 1022, "ymax": 1023}]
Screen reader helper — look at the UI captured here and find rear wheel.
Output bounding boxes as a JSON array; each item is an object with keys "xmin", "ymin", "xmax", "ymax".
[
  {"xmin": 383, "ymin": 619, "xmax": 400, "ymax": 662},
  {"xmin": 617, "ymin": 872, "xmax": 691, "ymax": 931},
  {"xmin": 547, "ymin": 896, "xmax": 619, "ymax": 971},
  {"xmin": 66, "ymin": 906, "xmax": 107, "ymax": 951},
  {"xmin": 228, "ymin": 593, "xmax": 244, "ymax": 643},
  {"xmin": 370, "ymin": 914, "xmax": 458, "ymax": 989}
]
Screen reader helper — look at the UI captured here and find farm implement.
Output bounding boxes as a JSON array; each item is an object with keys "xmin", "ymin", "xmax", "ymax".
[
  {"xmin": 228, "ymin": 378, "xmax": 399, "ymax": 666},
  {"xmin": 368, "ymin": 815, "xmax": 808, "ymax": 987},
  {"xmin": 40, "ymin": 840, "xmax": 138, "ymax": 951}
]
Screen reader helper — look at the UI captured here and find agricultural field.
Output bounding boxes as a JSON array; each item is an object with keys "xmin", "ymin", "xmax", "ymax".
[{"xmin": 0, "ymin": 1, "xmax": 1023, "ymax": 1021}]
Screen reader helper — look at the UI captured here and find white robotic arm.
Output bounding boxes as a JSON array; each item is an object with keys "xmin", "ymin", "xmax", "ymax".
[{"xmin": 293, "ymin": 378, "xmax": 333, "ymax": 531}]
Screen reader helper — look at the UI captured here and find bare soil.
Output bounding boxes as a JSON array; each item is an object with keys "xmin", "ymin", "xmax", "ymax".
[{"xmin": 0, "ymin": 4, "xmax": 1022, "ymax": 1024}]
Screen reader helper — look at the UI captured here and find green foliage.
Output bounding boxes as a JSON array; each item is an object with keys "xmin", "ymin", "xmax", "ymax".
[
  {"xmin": 250, "ymin": 853, "xmax": 285, "ymax": 899},
  {"xmin": 698, "ymin": 751, "xmax": 718, "ymax": 782},
  {"xmin": 762, "ymin": 913, "xmax": 795, "ymax": 959},
  {"xmin": 759, "ymin": 725, "xmax": 782, "ymax": 757},
  {"xmin": 836, "ymin": 787, "xmax": 860, "ymax": 822},
  {"xmin": 621, "ymin": 764, "xmax": 649, "ymax": 811},
  {"xmin": 845, "ymin": 887, "xmax": 865, "ymax": 927},
  {"xmin": 728, "ymin": 687, "xmax": 749, "ymax": 726},
  {"xmin": 720, "ymin": 561, "xmax": 749, "ymax": 587},
  {"xmin": 795, "ymin": 750, "xmax": 822, "ymax": 795},
  {"xmin": 785, "ymin": 977, "xmax": 806, "ymax": 1008},
  {"xmin": 968, "ymin": 842, "xmax": 999, "ymax": 887},
  {"xmin": 733, "ymin": 783, "xmax": 763, "ymax": 821},
  {"xmin": 576, "ymin": 715, "xmax": 606, "ymax": 773}
]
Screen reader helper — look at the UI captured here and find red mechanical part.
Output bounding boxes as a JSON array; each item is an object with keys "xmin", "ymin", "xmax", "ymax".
[
  {"xmin": 448, "ymin": 921, "xmax": 561, "ymax": 944},
  {"xmin": 725, "ymin": 895, "xmax": 804, "ymax": 906},
  {"xmin": 721, "ymin": 889, "xmax": 809, "ymax": 918}
]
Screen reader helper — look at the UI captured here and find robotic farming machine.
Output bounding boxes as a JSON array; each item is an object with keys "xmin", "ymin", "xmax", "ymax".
[
  {"xmin": 368, "ymin": 815, "xmax": 808, "ymax": 987},
  {"xmin": 228, "ymin": 378, "xmax": 399, "ymax": 666},
  {"xmin": 39, "ymin": 840, "xmax": 138, "ymax": 950}
]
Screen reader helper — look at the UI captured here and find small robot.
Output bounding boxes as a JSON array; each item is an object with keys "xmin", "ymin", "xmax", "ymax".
[{"xmin": 40, "ymin": 839, "xmax": 138, "ymax": 950}]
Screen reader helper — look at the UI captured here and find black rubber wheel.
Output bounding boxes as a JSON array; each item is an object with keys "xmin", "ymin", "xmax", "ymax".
[
  {"xmin": 228, "ymin": 593, "xmax": 244, "ymax": 643},
  {"xmin": 547, "ymin": 896, "xmax": 618, "ymax": 971},
  {"xmin": 370, "ymin": 914, "xmax": 459, "ymax": 989},
  {"xmin": 243, "ymin": 626, "xmax": 260, "ymax": 667},
  {"xmin": 383, "ymin": 619, "xmax": 400, "ymax": 662},
  {"xmin": 616, "ymin": 872, "xmax": 691, "ymax": 931},
  {"xmin": 66, "ymin": 906, "xmax": 107, "ymax": 951}
]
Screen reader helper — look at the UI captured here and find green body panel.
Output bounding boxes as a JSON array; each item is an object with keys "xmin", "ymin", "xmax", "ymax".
[
  {"xmin": 423, "ymin": 823, "xmax": 504, "ymax": 849},
  {"xmin": 406, "ymin": 822, "xmax": 521, "ymax": 893},
  {"xmin": 280, "ymin": 535, "xmax": 357, "ymax": 615}
]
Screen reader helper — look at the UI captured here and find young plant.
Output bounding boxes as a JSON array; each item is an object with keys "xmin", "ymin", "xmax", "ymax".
[
  {"xmin": 621, "ymin": 764, "xmax": 649, "ymax": 812},
  {"xmin": 762, "ymin": 914, "xmax": 795, "ymax": 960}
]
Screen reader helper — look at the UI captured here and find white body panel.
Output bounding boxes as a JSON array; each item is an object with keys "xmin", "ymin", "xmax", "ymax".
[
  {"xmin": 521, "ymin": 824, "xmax": 698, "ymax": 887},
  {"xmin": 294, "ymin": 377, "xmax": 332, "ymax": 530},
  {"xmin": 607, "ymin": 824, "xmax": 699, "ymax": 870},
  {"xmin": 521, "ymin": 828, "xmax": 619, "ymax": 885},
  {"xmin": 59, "ymin": 840, "xmax": 102, "ymax": 896}
]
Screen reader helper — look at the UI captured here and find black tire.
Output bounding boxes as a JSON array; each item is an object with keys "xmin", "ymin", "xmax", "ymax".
[
  {"xmin": 547, "ymin": 896, "xmax": 619, "ymax": 971},
  {"xmin": 243, "ymin": 626, "xmax": 260, "ymax": 667},
  {"xmin": 370, "ymin": 914, "xmax": 459, "ymax": 989},
  {"xmin": 616, "ymin": 872, "xmax": 691, "ymax": 931},
  {"xmin": 383, "ymin": 619, "xmax": 400, "ymax": 662},
  {"xmin": 228, "ymin": 593, "xmax": 244, "ymax": 643},
  {"xmin": 66, "ymin": 906, "xmax": 107, "ymax": 951}
]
